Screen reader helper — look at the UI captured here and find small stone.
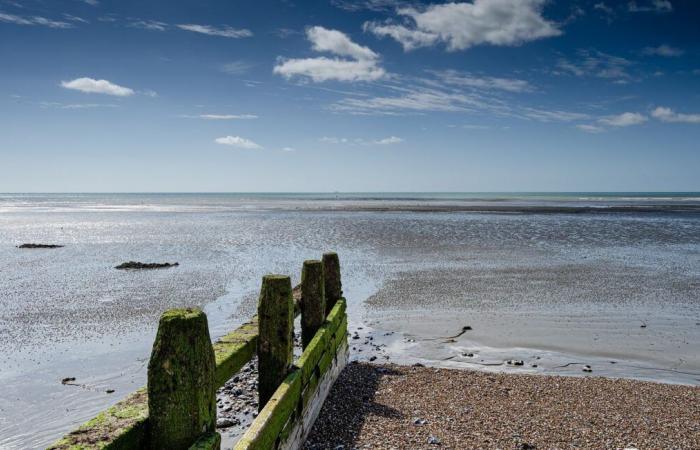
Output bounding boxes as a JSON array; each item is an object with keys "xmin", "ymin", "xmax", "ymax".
[
  {"xmin": 413, "ymin": 418, "xmax": 427, "ymax": 426},
  {"xmin": 61, "ymin": 377, "xmax": 76, "ymax": 384},
  {"xmin": 507, "ymin": 360, "xmax": 524, "ymax": 366},
  {"xmin": 428, "ymin": 435, "xmax": 441, "ymax": 445},
  {"xmin": 369, "ymin": 356, "xmax": 377, "ymax": 362},
  {"xmin": 216, "ymin": 418, "xmax": 237, "ymax": 428},
  {"xmin": 582, "ymin": 365, "xmax": 593, "ymax": 373},
  {"xmin": 105, "ymin": 389, "xmax": 115, "ymax": 394}
]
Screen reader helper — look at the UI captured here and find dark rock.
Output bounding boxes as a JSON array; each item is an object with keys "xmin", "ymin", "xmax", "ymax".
[
  {"xmin": 582, "ymin": 365, "xmax": 593, "ymax": 373},
  {"xmin": 106, "ymin": 389, "xmax": 115, "ymax": 394},
  {"xmin": 115, "ymin": 261, "xmax": 179, "ymax": 270},
  {"xmin": 507, "ymin": 360, "xmax": 524, "ymax": 366},
  {"xmin": 61, "ymin": 377, "xmax": 76, "ymax": 384},
  {"xmin": 18, "ymin": 243, "xmax": 63, "ymax": 249}
]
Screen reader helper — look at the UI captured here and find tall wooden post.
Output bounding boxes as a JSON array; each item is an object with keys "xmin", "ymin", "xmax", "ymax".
[
  {"xmin": 148, "ymin": 308, "xmax": 217, "ymax": 450},
  {"xmin": 322, "ymin": 252, "xmax": 342, "ymax": 315},
  {"xmin": 257, "ymin": 274, "xmax": 294, "ymax": 410},
  {"xmin": 301, "ymin": 260, "xmax": 325, "ymax": 349}
]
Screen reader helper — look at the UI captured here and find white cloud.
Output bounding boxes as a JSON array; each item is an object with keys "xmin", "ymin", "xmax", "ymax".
[
  {"xmin": 282, "ymin": 147, "xmax": 296, "ymax": 152},
  {"xmin": 0, "ymin": 12, "xmax": 73, "ymax": 28},
  {"xmin": 599, "ymin": 112, "xmax": 647, "ymax": 127},
  {"xmin": 274, "ymin": 26, "xmax": 385, "ymax": 82},
  {"xmin": 628, "ymin": 0, "xmax": 673, "ymax": 13},
  {"xmin": 274, "ymin": 57, "xmax": 384, "ymax": 82},
  {"xmin": 79, "ymin": 0, "xmax": 100, "ymax": 5},
  {"xmin": 374, "ymin": 136, "xmax": 403, "ymax": 145},
  {"xmin": 364, "ymin": 0, "xmax": 561, "ymax": 52},
  {"xmin": 651, "ymin": 106, "xmax": 700, "ymax": 124},
  {"xmin": 642, "ymin": 44, "xmax": 683, "ymax": 57},
  {"xmin": 63, "ymin": 14, "xmax": 88, "ymax": 24},
  {"xmin": 307, "ymin": 26, "xmax": 378, "ymax": 61},
  {"xmin": 363, "ymin": 22, "xmax": 438, "ymax": 51},
  {"xmin": 576, "ymin": 124, "xmax": 605, "ymax": 133},
  {"xmin": 177, "ymin": 24, "xmax": 252, "ymax": 38},
  {"xmin": 61, "ymin": 77, "xmax": 135, "ymax": 96},
  {"xmin": 215, "ymin": 136, "xmax": 262, "ymax": 149},
  {"xmin": 319, "ymin": 136, "xmax": 349, "ymax": 144}
]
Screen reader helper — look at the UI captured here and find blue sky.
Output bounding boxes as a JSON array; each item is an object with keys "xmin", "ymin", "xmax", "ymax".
[{"xmin": 1, "ymin": 0, "xmax": 699, "ymax": 192}]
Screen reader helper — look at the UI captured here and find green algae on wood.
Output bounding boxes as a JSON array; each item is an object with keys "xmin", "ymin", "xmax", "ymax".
[
  {"xmin": 213, "ymin": 318, "xmax": 258, "ymax": 387},
  {"xmin": 188, "ymin": 432, "xmax": 221, "ymax": 450},
  {"xmin": 322, "ymin": 252, "xmax": 342, "ymax": 315},
  {"xmin": 148, "ymin": 308, "xmax": 216, "ymax": 450},
  {"xmin": 300, "ymin": 260, "xmax": 325, "ymax": 349},
  {"xmin": 234, "ymin": 369, "xmax": 302, "ymax": 450},
  {"xmin": 46, "ymin": 388, "xmax": 148, "ymax": 450},
  {"xmin": 257, "ymin": 275, "xmax": 294, "ymax": 411}
]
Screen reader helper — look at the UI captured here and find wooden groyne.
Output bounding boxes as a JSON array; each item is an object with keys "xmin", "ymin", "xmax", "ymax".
[{"xmin": 48, "ymin": 252, "xmax": 348, "ymax": 450}]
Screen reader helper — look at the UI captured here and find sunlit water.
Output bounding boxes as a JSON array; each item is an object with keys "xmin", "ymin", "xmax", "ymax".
[{"xmin": 1, "ymin": 193, "xmax": 699, "ymax": 449}]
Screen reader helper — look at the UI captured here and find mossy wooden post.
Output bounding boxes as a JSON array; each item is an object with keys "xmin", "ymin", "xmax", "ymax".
[
  {"xmin": 257, "ymin": 275, "xmax": 294, "ymax": 411},
  {"xmin": 301, "ymin": 260, "xmax": 325, "ymax": 349},
  {"xmin": 147, "ymin": 308, "xmax": 217, "ymax": 450},
  {"xmin": 322, "ymin": 252, "xmax": 342, "ymax": 315}
]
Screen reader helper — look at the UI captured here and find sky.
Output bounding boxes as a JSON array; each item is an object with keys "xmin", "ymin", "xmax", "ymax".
[{"xmin": 1, "ymin": 0, "xmax": 699, "ymax": 192}]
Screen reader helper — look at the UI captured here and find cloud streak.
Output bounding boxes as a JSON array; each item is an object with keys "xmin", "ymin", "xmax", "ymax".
[
  {"xmin": 177, "ymin": 24, "xmax": 252, "ymax": 38},
  {"xmin": 0, "ymin": 12, "xmax": 73, "ymax": 28}
]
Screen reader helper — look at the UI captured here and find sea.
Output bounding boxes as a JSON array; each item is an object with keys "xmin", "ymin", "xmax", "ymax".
[{"xmin": 1, "ymin": 193, "xmax": 699, "ymax": 449}]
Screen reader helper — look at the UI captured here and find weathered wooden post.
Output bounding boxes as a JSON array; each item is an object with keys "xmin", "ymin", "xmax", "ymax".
[
  {"xmin": 147, "ymin": 308, "xmax": 217, "ymax": 450},
  {"xmin": 257, "ymin": 274, "xmax": 294, "ymax": 410},
  {"xmin": 301, "ymin": 259, "xmax": 325, "ymax": 349},
  {"xmin": 322, "ymin": 252, "xmax": 342, "ymax": 315}
]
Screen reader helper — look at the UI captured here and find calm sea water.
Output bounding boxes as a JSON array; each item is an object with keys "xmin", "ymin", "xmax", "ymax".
[{"xmin": 1, "ymin": 193, "xmax": 699, "ymax": 449}]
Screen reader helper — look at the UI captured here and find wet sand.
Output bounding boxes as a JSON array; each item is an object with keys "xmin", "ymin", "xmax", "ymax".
[{"xmin": 306, "ymin": 362, "xmax": 700, "ymax": 449}]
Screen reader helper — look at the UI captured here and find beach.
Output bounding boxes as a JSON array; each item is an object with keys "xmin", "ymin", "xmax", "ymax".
[
  {"xmin": 306, "ymin": 362, "xmax": 700, "ymax": 449},
  {"xmin": 1, "ymin": 193, "xmax": 699, "ymax": 448}
]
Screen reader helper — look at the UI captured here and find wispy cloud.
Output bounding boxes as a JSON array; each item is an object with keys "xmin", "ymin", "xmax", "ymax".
[
  {"xmin": 373, "ymin": 136, "xmax": 403, "ymax": 145},
  {"xmin": 555, "ymin": 49, "xmax": 634, "ymax": 83},
  {"xmin": 651, "ymin": 107, "xmax": 700, "ymax": 124},
  {"xmin": 40, "ymin": 101, "xmax": 119, "ymax": 110},
  {"xmin": 575, "ymin": 124, "xmax": 605, "ymax": 133},
  {"xmin": 642, "ymin": 44, "xmax": 683, "ymax": 57},
  {"xmin": 78, "ymin": 0, "xmax": 100, "ymax": 6},
  {"xmin": 221, "ymin": 61, "xmax": 254, "ymax": 75},
  {"xmin": 0, "ymin": 12, "xmax": 73, "ymax": 28},
  {"xmin": 364, "ymin": 0, "xmax": 561, "ymax": 52},
  {"xmin": 128, "ymin": 19, "xmax": 168, "ymax": 31},
  {"xmin": 176, "ymin": 24, "xmax": 252, "ymax": 39},
  {"xmin": 433, "ymin": 70, "xmax": 534, "ymax": 93},
  {"xmin": 61, "ymin": 77, "xmax": 135, "ymax": 96},
  {"xmin": 599, "ymin": 112, "xmax": 647, "ymax": 127},
  {"xmin": 274, "ymin": 26, "xmax": 385, "ymax": 82},
  {"xmin": 215, "ymin": 135, "xmax": 262, "ymax": 149},
  {"xmin": 331, "ymin": 0, "xmax": 408, "ymax": 12},
  {"xmin": 577, "ymin": 111, "xmax": 647, "ymax": 132},
  {"xmin": 628, "ymin": 0, "xmax": 673, "ymax": 13},
  {"xmin": 319, "ymin": 136, "xmax": 403, "ymax": 145},
  {"xmin": 184, "ymin": 114, "xmax": 258, "ymax": 120}
]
